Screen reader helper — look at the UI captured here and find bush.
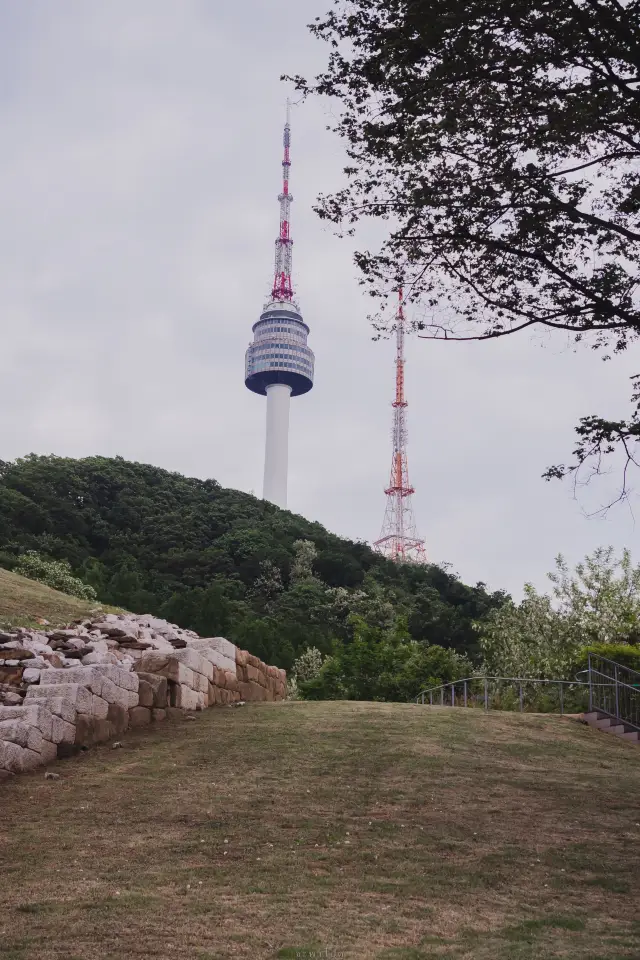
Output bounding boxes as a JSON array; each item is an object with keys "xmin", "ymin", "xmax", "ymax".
[
  {"xmin": 14, "ymin": 551, "xmax": 97, "ymax": 601},
  {"xmin": 575, "ymin": 643, "xmax": 640, "ymax": 674}
]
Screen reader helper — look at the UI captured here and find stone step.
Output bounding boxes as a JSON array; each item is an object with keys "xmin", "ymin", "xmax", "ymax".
[
  {"xmin": 593, "ymin": 718, "xmax": 616, "ymax": 730},
  {"xmin": 622, "ymin": 730, "xmax": 640, "ymax": 742},
  {"xmin": 583, "ymin": 711, "xmax": 606, "ymax": 723}
]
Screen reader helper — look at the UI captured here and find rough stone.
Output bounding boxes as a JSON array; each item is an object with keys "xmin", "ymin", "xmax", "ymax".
[
  {"xmin": 0, "ymin": 648, "xmax": 34, "ymax": 661},
  {"xmin": 26, "ymin": 683, "xmax": 92, "ymax": 714},
  {"xmin": 91, "ymin": 695, "xmax": 109, "ymax": 719},
  {"xmin": 0, "ymin": 719, "xmax": 44, "ymax": 753},
  {"xmin": 106, "ymin": 702, "xmax": 129, "ymax": 735},
  {"xmin": 0, "ymin": 740, "xmax": 43, "ymax": 773},
  {"xmin": 174, "ymin": 685, "xmax": 199, "ymax": 711},
  {"xmin": 75, "ymin": 715, "xmax": 111, "ymax": 747},
  {"xmin": 191, "ymin": 671, "xmax": 209, "ymax": 695},
  {"xmin": 0, "ymin": 664, "xmax": 24, "ymax": 686},
  {"xmin": 137, "ymin": 680, "xmax": 154, "ymax": 708},
  {"xmin": 50, "ymin": 716, "xmax": 76, "ymax": 745},
  {"xmin": 40, "ymin": 740, "xmax": 58, "ymax": 764},
  {"xmin": 152, "ymin": 708, "xmax": 166, "ymax": 722},
  {"xmin": 136, "ymin": 673, "xmax": 168, "ymax": 708},
  {"xmin": 0, "ymin": 704, "xmax": 53, "ymax": 740},
  {"xmin": 129, "ymin": 706, "xmax": 151, "ymax": 727}
]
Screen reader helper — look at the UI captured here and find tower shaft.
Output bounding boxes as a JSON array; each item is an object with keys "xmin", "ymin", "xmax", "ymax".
[
  {"xmin": 263, "ymin": 383, "xmax": 292, "ymax": 507},
  {"xmin": 374, "ymin": 290, "xmax": 426, "ymax": 563}
]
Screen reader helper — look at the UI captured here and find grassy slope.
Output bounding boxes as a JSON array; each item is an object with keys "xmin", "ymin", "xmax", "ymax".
[
  {"xmin": 0, "ymin": 568, "xmax": 114, "ymax": 629},
  {"xmin": 1, "ymin": 703, "xmax": 639, "ymax": 960}
]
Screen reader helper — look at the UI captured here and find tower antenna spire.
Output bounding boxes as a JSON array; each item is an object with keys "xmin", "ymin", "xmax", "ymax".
[
  {"xmin": 272, "ymin": 100, "xmax": 294, "ymax": 302},
  {"xmin": 374, "ymin": 289, "xmax": 427, "ymax": 564},
  {"xmin": 244, "ymin": 104, "xmax": 315, "ymax": 510}
]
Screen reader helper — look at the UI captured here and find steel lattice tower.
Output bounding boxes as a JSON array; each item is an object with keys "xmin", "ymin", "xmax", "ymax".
[
  {"xmin": 374, "ymin": 290, "xmax": 427, "ymax": 563},
  {"xmin": 245, "ymin": 102, "xmax": 314, "ymax": 509}
]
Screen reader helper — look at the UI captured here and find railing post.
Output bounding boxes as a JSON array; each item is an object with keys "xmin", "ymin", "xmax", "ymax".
[
  {"xmin": 559, "ymin": 683, "xmax": 564, "ymax": 716},
  {"xmin": 440, "ymin": 688, "xmax": 444, "ymax": 707},
  {"xmin": 484, "ymin": 678, "xmax": 488, "ymax": 712},
  {"xmin": 614, "ymin": 663, "xmax": 619, "ymax": 718},
  {"xmin": 519, "ymin": 683, "xmax": 523, "ymax": 713},
  {"xmin": 588, "ymin": 653, "xmax": 593, "ymax": 712},
  {"xmin": 429, "ymin": 691, "xmax": 433, "ymax": 706},
  {"xmin": 463, "ymin": 681, "xmax": 468, "ymax": 708},
  {"xmin": 421, "ymin": 692, "xmax": 424, "ymax": 705},
  {"xmin": 451, "ymin": 683, "xmax": 455, "ymax": 707}
]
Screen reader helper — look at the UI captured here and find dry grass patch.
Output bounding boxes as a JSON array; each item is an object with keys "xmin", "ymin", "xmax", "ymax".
[
  {"xmin": 0, "ymin": 701, "xmax": 639, "ymax": 959},
  {"xmin": 0, "ymin": 567, "xmax": 118, "ymax": 629}
]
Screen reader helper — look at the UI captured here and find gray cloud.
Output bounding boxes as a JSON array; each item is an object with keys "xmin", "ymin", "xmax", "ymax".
[{"xmin": 0, "ymin": 0, "xmax": 636, "ymax": 599}]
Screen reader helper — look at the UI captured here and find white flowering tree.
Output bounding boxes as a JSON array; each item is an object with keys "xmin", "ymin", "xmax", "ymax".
[{"xmin": 478, "ymin": 548, "xmax": 640, "ymax": 679}]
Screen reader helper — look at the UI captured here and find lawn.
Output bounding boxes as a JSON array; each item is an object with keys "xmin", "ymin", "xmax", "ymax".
[{"xmin": 0, "ymin": 701, "xmax": 638, "ymax": 959}]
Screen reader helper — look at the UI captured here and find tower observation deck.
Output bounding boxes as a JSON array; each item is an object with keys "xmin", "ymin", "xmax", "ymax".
[{"xmin": 245, "ymin": 104, "xmax": 314, "ymax": 508}]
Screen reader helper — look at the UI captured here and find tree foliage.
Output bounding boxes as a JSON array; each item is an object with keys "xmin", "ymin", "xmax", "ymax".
[
  {"xmin": 294, "ymin": 0, "xmax": 640, "ymax": 494},
  {"xmin": 478, "ymin": 547, "xmax": 640, "ymax": 678},
  {"xmin": 0, "ymin": 455, "xmax": 506, "ymax": 672}
]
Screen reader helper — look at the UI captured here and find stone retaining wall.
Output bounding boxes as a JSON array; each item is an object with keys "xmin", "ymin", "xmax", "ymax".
[{"xmin": 0, "ymin": 613, "xmax": 286, "ymax": 777}]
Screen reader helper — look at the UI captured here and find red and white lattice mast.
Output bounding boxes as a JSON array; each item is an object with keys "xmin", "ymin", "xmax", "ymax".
[{"xmin": 374, "ymin": 290, "xmax": 427, "ymax": 563}]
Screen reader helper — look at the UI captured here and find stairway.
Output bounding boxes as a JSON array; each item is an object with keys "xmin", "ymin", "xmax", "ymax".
[{"xmin": 582, "ymin": 711, "xmax": 640, "ymax": 743}]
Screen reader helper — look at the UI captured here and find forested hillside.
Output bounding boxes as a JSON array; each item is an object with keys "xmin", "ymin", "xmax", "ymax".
[{"xmin": 0, "ymin": 455, "xmax": 506, "ymax": 675}]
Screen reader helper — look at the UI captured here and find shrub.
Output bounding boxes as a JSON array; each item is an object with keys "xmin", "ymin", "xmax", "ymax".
[{"xmin": 14, "ymin": 551, "xmax": 97, "ymax": 601}]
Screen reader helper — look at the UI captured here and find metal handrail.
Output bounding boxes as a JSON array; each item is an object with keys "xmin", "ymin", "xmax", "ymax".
[
  {"xmin": 588, "ymin": 653, "xmax": 640, "ymax": 732},
  {"xmin": 414, "ymin": 675, "xmax": 598, "ymax": 715},
  {"xmin": 416, "ymin": 675, "xmax": 593, "ymax": 701},
  {"xmin": 588, "ymin": 653, "xmax": 640, "ymax": 680}
]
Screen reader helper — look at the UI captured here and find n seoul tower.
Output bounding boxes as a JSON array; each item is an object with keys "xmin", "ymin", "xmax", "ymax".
[{"xmin": 245, "ymin": 103, "xmax": 314, "ymax": 509}]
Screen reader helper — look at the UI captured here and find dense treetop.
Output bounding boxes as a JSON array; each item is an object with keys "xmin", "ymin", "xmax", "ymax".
[
  {"xmin": 293, "ymin": 0, "xmax": 640, "ymax": 495},
  {"xmin": 0, "ymin": 455, "xmax": 506, "ymax": 672}
]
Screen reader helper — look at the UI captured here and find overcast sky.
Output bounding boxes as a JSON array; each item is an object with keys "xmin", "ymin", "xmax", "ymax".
[{"xmin": 0, "ymin": 1, "xmax": 637, "ymax": 599}]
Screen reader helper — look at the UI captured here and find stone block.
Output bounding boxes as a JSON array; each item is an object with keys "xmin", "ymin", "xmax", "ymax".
[
  {"xmin": 25, "ymin": 684, "xmax": 92, "ymax": 713},
  {"xmin": 248, "ymin": 681, "xmax": 266, "ymax": 702},
  {"xmin": 152, "ymin": 708, "xmax": 166, "ymax": 722},
  {"xmin": 40, "ymin": 740, "xmax": 58, "ymax": 764},
  {"xmin": 75, "ymin": 715, "xmax": 111, "ymax": 747},
  {"xmin": 0, "ymin": 719, "xmax": 44, "ymax": 753},
  {"xmin": 136, "ymin": 673, "xmax": 168, "ymax": 708},
  {"xmin": 91, "ymin": 695, "xmax": 109, "ymax": 720},
  {"xmin": 174, "ymin": 685, "xmax": 199, "ymax": 711},
  {"xmin": 246, "ymin": 654, "xmax": 261, "ymax": 669},
  {"xmin": 99, "ymin": 677, "xmax": 131, "ymax": 710},
  {"xmin": 195, "ymin": 691, "xmax": 206, "ymax": 711},
  {"xmin": 134, "ymin": 655, "xmax": 193, "ymax": 687},
  {"xmin": 193, "ymin": 636, "xmax": 237, "ymax": 662},
  {"xmin": 137, "ymin": 680, "xmax": 154, "ymax": 708},
  {"xmin": 238, "ymin": 681, "xmax": 253, "ymax": 702},
  {"xmin": 165, "ymin": 707, "xmax": 184, "ymax": 721},
  {"xmin": 40, "ymin": 666, "xmax": 104, "ymax": 697},
  {"xmin": 129, "ymin": 706, "xmax": 151, "ymax": 728},
  {"xmin": 107, "ymin": 702, "xmax": 129, "ymax": 735},
  {"xmin": 245, "ymin": 664, "xmax": 262, "ymax": 684},
  {"xmin": 192, "ymin": 671, "xmax": 209, "ymax": 695},
  {"xmin": 0, "ymin": 664, "xmax": 24, "ymax": 686},
  {"xmin": 0, "ymin": 740, "xmax": 42, "ymax": 773},
  {"xmin": 236, "ymin": 648, "xmax": 249, "ymax": 668},
  {"xmin": 171, "ymin": 648, "xmax": 213, "ymax": 681},
  {"xmin": 0, "ymin": 704, "xmax": 53, "ymax": 741},
  {"xmin": 224, "ymin": 672, "xmax": 239, "ymax": 692},
  {"xmin": 219, "ymin": 688, "xmax": 231, "ymax": 705},
  {"xmin": 43, "ymin": 696, "xmax": 77, "ymax": 724},
  {"xmin": 50, "ymin": 715, "xmax": 76, "ymax": 745}
]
